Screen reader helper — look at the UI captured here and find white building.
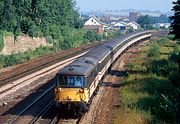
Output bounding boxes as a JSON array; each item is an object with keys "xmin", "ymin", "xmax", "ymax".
[
  {"xmin": 128, "ymin": 21, "xmax": 141, "ymax": 30},
  {"xmin": 84, "ymin": 16, "xmax": 102, "ymax": 26},
  {"xmin": 84, "ymin": 16, "xmax": 109, "ymax": 33}
]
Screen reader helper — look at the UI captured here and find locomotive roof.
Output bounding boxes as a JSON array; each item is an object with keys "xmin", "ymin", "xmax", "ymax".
[{"xmin": 58, "ymin": 59, "xmax": 94, "ymax": 76}]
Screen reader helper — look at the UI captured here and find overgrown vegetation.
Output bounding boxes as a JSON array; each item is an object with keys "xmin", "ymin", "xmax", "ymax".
[
  {"xmin": 0, "ymin": 29, "xmax": 120, "ymax": 68},
  {"xmin": 0, "ymin": 0, "xmax": 122, "ymax": 68},
  {"xmin": 147, "ymin": 43, "xmax": 160, "ymax": 57},
  {"xmin": 114, "ymin": 37, "xmax": 180, "ymax": 124}
]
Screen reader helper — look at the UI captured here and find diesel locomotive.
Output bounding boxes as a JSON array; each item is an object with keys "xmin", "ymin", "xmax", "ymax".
[{"xmin": 55, "ymin": 31, "xmax": 152, "ymax": 113}]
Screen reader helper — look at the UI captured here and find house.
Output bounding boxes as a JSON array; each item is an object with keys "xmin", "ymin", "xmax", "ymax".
[
  {"xmin": 84, "ymin": 16, "xmax": 109, "ymax": 33},
  {"xmin": 112, "ymin": 21, "xmax": 128, "ymax": 32},
  {"xmin": 128, "ymin": 21, "xmax": 141, "ymax": 30}
]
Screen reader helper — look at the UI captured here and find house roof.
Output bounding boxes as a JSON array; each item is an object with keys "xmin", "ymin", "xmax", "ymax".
[
  {"xmin": 113, "ymin": 21, "xmax": 127, "ymax": 27},
  {"xmin": 128, "ymin": 21, "xmax": 140, "ymax": 26},
  {"xmin": 92, "ymin": 16, "xmax": 104, "ymax": 25},
  {"xmin": 84, "ymin": 16, "xmax": 109, "ymax": 27}
]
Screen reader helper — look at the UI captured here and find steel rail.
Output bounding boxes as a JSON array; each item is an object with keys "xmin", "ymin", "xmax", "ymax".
[
  {"xmin": 8, "ymin": 84, "xmax": 55, "ymax": 124},
  {"xmin": 29, "ymin": 100, "xmax": 55, "ymax": 124}
]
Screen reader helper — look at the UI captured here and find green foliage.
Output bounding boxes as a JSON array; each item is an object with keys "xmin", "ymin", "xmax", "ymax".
[
  {"xmin": 0, "ymin": 0, "xmax": 81, "ymax": 37},
  {"xmin": 0, "ymin": 32, "xmax": 4, "ymax": 52},
  {"xmin": 169, "ymin": 45, "xmax": 180, "ymax": 86},
  {"xmin": 137, "ymin": 15, "xmax": 152, "ymax": 29},
  {"xmin": 170, "ymin": 0, "xmax": 180, "ymax": 40},
  {"xmin": 0, "ymin": 0, "xmax": 121, "ymax": 68},
  {"xmin": 157, "ymin": 37, "xmax": 169, "ymax": 44},
  {"xmin": 127, "ymin": 27, "xmax": 135, "ymax": 33},
  {"xmin": 166, "ymin": 34, "xmax": 175, "ymax": 41},
  {"xmin": 83, "ymin": 30, "xmax": 102, "ymax": 42},
  {"xmin": 170, "ymin": 45, "xmax": 180, "ymax": 63},
  {"xmin": 0, "ymin": 46, "xmax": 56, "ymax": 68},
  {"xmin": 120, "ymin": 38, "xmax": 180, "ymax": 123},
  {"xmin": 147, "ymin": 43, "xmax": 160, "ymax": 57},
  {"xmin": 151, "ymin": 14, "xmax": 170, "ymax": 24},
  {"xmin": 148, "ymin": 59, "xmax": 178, "ymax": 77}
]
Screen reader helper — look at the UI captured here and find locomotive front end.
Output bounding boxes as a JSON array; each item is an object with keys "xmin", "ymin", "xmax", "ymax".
[{"xmin": 55, "ymin": 74, "xmax": 89, "ymax": 111}]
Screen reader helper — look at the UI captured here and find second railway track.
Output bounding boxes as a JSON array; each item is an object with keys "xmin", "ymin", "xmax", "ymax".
[
  {"xmin": 7, "ymin": 83, "xmax": 56, "ymax": 124},
  {"xmin": 0, "ymin": 41, "xmax": 105, "ymax": 87}
]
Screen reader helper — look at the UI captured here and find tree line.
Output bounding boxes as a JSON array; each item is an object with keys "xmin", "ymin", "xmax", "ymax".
[{"xmin": 0, "ymin": 0, "xmax": 82, "ymax": 37}]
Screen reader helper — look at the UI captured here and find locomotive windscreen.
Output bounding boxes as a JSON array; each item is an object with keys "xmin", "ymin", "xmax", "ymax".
[{"xmin": 58, "ymin": 75, "xmax": 84, "ymax": 87}]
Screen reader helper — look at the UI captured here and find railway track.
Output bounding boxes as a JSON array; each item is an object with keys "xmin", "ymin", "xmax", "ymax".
[
  {"xmin": 0, "ymin": 41, "xmax": 107, "ymax": 106},
  {"xmin": 29, "ymin": 100, "xmax": 55, "ymax": 124},
  {"xmin": 0, "ymin": 51, "xmax": 85, "ymax": 94},
  {"xmin": 0, "ymin": 41, "xmax": 105, "ymax": 87},
  {"xmin": 7, "ymin": 84, "xmax": 56, "ymax": 124}
]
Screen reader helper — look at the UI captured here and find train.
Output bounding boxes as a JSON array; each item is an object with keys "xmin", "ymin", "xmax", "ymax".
[{"xmin": 54, "ymin": 31, "xmax": 153, "ymax": 114}]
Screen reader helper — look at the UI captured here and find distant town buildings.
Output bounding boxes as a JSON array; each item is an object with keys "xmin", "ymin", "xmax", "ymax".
[
  {"xmin": 84, "ymin": 16, "xmax": 142, "ymax": 33},
  {"xmin": 129, "ymin": 12, "xmax": 140, "ymax": 22},
  {"xmin": 82, "ymin": 10, "xmax": 171, "ymax": 32}
]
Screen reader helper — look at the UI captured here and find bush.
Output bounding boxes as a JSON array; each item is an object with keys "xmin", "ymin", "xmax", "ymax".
[
  {"xmin": 147, "ymin": 43, "xmax": 160, "ymax": 57},
  {"xmin": 84, "ymin": 30, "xmax": 102, "ymax": 42},
  {"xmin": 148, "ymin": 59, "xmax": 179, "ymax": 77},
  {"xmin": 46, "ymin": 36, "xmax": 54, "ymax": 44},
  {"xmin": 157, "ymin": 37, "xmax": 169, "ymax": 44}
]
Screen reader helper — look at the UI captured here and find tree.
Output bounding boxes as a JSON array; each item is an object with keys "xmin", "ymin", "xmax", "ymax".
[
  {"xmin": 137, "ymin": 15, "xmax": 152, "ymax": 29},
  {"xmin": 170, "ymin": 0, "xmax": 180, "ymax": 40},
  {"xmin": 0, "ymin": 0, "xmax": 17, "ymax": 32},
  {"xmin": 0, "ymin": 0, "xmax": 81, "ymax": 37}
]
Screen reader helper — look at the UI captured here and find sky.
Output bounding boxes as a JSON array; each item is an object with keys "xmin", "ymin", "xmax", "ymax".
[{"xmin": 76, "ymin": 0, "xmax": 174, "ymax": 12}]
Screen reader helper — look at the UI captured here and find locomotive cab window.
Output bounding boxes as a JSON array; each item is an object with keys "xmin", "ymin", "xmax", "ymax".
[
  {"xmin": 58, "ymin": 75, "xmax": 67, "ymax": 86},
  {"xmin": 58, "ymin": 75, "xmax": 84, "ymax": 87},
  {"xmin": 74, "ymin": 76, "xmax": 84, "ymax": 87},
  {"xmin": 67, "ymin": 76, "xmax": 84, "ymax": 87}
]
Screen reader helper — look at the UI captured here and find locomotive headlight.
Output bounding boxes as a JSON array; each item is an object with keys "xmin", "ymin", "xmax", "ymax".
[
  {"xmin": 55, "ymin": 88, "xmax": 58, "ymax": 93},
  {"xmin": 79, "ymin": 88, "xmax": 85, "ymax": 93},
  {"xmin": 67, "ymin": 96, "xmax": 72, "ymax": 101}
]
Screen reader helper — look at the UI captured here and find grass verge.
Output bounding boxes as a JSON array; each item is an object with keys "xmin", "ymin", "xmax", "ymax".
[{"xmin": 114, "ymin": 37, "xmax": 180, "ymax": 124}]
